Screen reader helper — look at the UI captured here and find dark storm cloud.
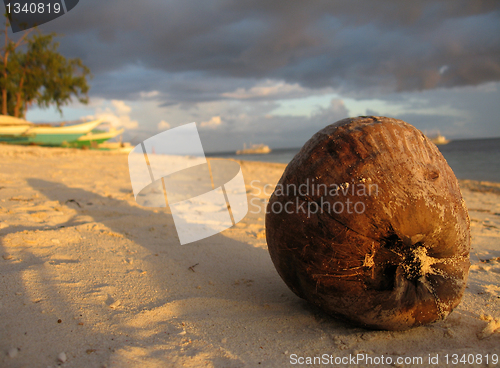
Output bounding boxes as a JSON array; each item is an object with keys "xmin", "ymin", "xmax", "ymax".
[
  {"xmin": 361, "ymin": 83, "xmax": 500, "ymax": 138},
  {"xmin": 396, "ymin": 87, "xmax": 500, "ymax": 138},
  {"xmin": 195, "ymin": 98, "xmax": 350, "ymax": 152},
  {"xmin": 37, "ymin": 0, "xmax": 500, "ymax": 102},
  {"xmin": 88, "ymin": 66, "xmax": 258, "ymax": 105}
]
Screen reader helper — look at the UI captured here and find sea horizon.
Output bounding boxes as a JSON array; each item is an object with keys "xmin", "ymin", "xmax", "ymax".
[{"xmin": 206, "ymin": 136, "xmax": 500, "ymax": 183}]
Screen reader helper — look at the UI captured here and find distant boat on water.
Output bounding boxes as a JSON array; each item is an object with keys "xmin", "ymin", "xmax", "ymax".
[
  {"xmin": 236, "ymin": 143, "xmax": 271, "ymax": 155},
  {"xmin": 429, "ymin": 133, "xmax": 450, "ymax": 145}
]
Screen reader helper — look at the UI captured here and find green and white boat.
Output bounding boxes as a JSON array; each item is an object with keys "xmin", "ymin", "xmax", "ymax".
[
  {"xmin": 0, "ymin": 116, "xmax": 103, "ymax": 146},
  {"xmin": 67, "ymin": 125, "xmax": 124, "ymax": 148},
  {"xmin": 0, "ymin": 115, "xmax": 33, "ymax": 136}
]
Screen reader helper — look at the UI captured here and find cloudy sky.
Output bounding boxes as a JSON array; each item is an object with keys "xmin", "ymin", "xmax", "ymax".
[{"xmin": 20, "ymin": 0, "xmax": 500, "ymax": 152}]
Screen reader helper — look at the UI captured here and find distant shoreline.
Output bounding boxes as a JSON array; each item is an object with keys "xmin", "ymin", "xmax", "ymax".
[
  {"xmin": 205, "ymin": 136, "xmax": 500, "ymax": 156},
  {"xmin": 1, "ymin": 143, "xmax": 499, "ymax": 184}
]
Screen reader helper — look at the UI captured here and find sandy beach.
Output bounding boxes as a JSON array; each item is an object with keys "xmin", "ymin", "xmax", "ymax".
[{"xmin": 0, "ymin": 144, "xmax": 499, "ymax": 368}]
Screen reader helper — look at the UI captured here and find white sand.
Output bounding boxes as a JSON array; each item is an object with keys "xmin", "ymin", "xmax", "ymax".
[{"xmin": 0, "ymin": 145, "xmax": 499, "ymax": 367}]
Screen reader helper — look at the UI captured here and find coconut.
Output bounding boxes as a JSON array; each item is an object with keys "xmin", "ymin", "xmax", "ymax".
[{"xmin": 265, "ymin": 116, "xmax": 470, "ymax": 330}]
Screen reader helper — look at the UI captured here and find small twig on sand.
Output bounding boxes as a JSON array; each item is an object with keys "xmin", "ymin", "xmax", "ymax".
[
  {"xmin": 188, "ymin": 263, "xmax": 199, "ymax": 272},
  {"xmin": 65, "ymin": 199, "xmax": 81, "ymax": 208}
]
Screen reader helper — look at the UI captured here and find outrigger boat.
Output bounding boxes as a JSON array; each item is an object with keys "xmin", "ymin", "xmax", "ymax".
[
  {"xmin": 66, "ymin": 123, "xmax": 124, "ymax": 148},
  {"xmin": 0, "ymin": 115, "xmax": 33, "ymax": 136},
  {"xmin": 95, "ymin": 141, "xmax": 134, "ymax": 153},
  {"xmin": 0, "ymin": 115, "xmax": 103, "ymax": 146}
]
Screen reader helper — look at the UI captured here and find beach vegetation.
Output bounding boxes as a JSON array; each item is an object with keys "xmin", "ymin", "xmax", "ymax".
[{"xmin": 0, "ymin": 14, "xmax": 91, "ymax": 118}]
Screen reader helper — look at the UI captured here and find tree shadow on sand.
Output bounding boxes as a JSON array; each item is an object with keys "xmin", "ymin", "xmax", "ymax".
[
  {"xmin": 1, "ymin": 178, "xmax": 345, "ymax": 367},
  {"xmin": 24, "ymin": 178, "xmax": 292, "ymax": 304}
]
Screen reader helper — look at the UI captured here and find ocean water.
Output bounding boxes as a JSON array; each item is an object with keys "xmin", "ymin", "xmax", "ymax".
[
  {"xmin": 437, "ymin": 137, "xmax": 500, "ymax": 183},
  {"xmin": 207, "ymin": 137, "xmax": 500, "ymax": 183}
]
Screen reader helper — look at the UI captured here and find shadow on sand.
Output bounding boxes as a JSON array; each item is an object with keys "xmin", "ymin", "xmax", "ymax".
[{"xmin": 1, "ymin": 178, "xmax": 341, "ymax": 367}]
